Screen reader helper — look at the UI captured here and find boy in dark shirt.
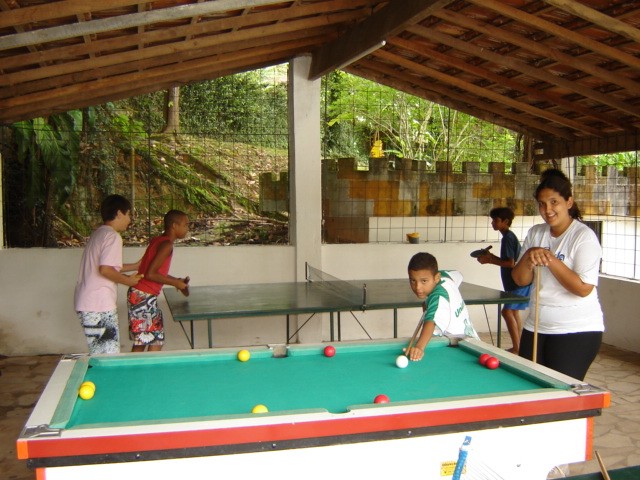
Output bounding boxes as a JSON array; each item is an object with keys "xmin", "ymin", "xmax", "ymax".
[{"xmin": 477, "ymin": 207, "xmax": 531, "ymax": 354}]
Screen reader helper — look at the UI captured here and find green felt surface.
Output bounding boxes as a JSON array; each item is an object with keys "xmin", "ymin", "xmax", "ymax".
[{"xmin": 65, "ymin": 340, "xmax": 563, "ymax": 428}]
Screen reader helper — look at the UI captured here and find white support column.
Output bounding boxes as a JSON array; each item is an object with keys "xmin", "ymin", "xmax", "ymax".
[
  {"xmin": 0, "ymin": 151, "xmax": 3, "ymax": 249},
  {"xmin": 288, "ymin": 55, "xmax": 323, "ymax": 343}
]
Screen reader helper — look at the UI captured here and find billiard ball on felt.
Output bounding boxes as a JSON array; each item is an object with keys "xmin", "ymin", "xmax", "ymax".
[
  {"xmin": 395, "ymin": 355, "xmax": 409, "ymax": 368},
  {"xmin": 485, "ymin": 357, "xmax": 500, "ymax": 370},
  {"xmin": 374, "ymin": 394, "xmax": 390, "ymax": 404},
  {"xmin": 237, "ymin": 349, "xmax": 251, "ymax": 362},
  {"xmin": 323, "ymin": 345, "xmax": 336, "ymax": 357},
  {"xmin": 78, "ymin": 385, "xmax": 95, "ymax": 400},
  {"xmin": 252, "ymin": 404, "xmax": 268, "ymax": 414},
  {"xmin": 479, "ymin": 353, "xmax": 491, "ymax": 365},
  {"xmin": 81, "ymin": 381, "xmax": 95, "ymax": 392}
]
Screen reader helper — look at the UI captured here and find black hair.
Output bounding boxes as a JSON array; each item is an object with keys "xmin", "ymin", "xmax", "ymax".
[
  {"xmin": 535, "ymin": 168, "xmax": 582, "ymax": 220},
  {"xmin": 164, "ymin": 209, "xmax": 188, "ymax": 230},
  {"xmin": 100, "ymin": 194, "xmax": 131, "ymax": 222},
  {"xmin": 489, "ymin": 206, "xmax": 515, "ymax": 225},
  {"xmin": 408, "ymin": 252, "xmax": 438, "ymax": 275}
]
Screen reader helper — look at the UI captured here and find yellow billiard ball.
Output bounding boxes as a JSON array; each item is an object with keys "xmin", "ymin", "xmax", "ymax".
[
  {"xmin": 78, "ymin": 385, "xmax": 95, "ymax": 400},
  {"xmin": 252, "ymin": 404, "xmax": 268, "ymax": 414},
  {"xmin": 237, "ymin": 349, "xmax": 251, "ymax": 362},
  {"xmin": 81, "ymin": 381, "xmax": 95, "ymax": 392}
]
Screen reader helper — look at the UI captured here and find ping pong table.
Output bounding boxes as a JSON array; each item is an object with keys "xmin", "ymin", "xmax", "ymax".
[{"xmin": 164, "ymin": 274, "xmax": 528, "ymax": 349}]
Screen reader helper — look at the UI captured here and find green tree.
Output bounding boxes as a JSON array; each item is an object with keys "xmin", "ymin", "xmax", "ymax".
[
  {"xmin": 578, "ymin": 151, "xmax": 638, "ymax": 170},
  {"xmin": 323, "ymin": 73, "xmax": 518, "ymax": 168},
  {"xmin": 180, "ymin": 67, "xmax": 288, "ymax": 148},
  {"xmin": 11, "ymin": 112, "xmax": 82, "ymax": 246}
]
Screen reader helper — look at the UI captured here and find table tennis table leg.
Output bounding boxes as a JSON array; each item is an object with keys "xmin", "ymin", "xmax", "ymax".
[
  {"xmin": 176, "ymin": 321, "xmax": 195, "ymax": 349},
  {"xmin": 497, "ymin": 304, "xmax": 502, "ymax": 348},
  {"xmin": 330, "ymin": 312, "xmax": 335, "ymax": 342},
  {"xmin": 394, "ymin": 309, "xmax": 398, "ymax": 338},
  {"xmin": 207, "ymin": 320, "xmax": 213, "ymax": 348}
]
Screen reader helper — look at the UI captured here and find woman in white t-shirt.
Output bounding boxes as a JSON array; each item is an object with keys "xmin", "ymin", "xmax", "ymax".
[{"xmin": 512, "ymin": 169, "xmax": 603, "ymax": 380}]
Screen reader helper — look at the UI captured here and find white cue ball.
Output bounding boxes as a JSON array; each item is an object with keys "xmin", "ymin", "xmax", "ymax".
[{"xmin": 396, "ymin": 355, "xmax": 409, "ymax": 368}]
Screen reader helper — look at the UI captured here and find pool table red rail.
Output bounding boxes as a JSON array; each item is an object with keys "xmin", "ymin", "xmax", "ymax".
[{"xmin": 18, "ymin": 381, "xmax": 609, "ymax": 468}]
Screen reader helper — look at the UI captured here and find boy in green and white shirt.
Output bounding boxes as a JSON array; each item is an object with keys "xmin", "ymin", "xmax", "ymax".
[{"xmin": 406, "ymin": 252, "xmax": 478, "ymax": 361}]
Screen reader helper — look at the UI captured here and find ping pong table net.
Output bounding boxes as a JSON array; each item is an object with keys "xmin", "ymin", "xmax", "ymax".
[{"xmin": 306, "ymin": 264, "xmax": 368, "ymax": 309}]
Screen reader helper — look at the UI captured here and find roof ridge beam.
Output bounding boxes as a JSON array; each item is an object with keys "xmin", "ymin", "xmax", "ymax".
[{"xmin": 308, "ymin": 0, "xmax": 456, "ymax": 80}]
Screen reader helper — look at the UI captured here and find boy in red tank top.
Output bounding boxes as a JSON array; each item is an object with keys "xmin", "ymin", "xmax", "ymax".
[{"xmin": 127, "ymin": 210, "xmax": 190, "ymax": 352}]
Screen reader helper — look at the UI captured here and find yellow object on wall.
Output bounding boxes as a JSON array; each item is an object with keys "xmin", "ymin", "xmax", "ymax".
[{"xmin": 370, "ymin": 134, "xmax": 384, "ymax": 158}]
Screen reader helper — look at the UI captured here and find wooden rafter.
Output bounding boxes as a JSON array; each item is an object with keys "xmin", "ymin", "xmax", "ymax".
[{"xmin": 1, "ymin": 0, "xmax": 639, "ymax": 156}]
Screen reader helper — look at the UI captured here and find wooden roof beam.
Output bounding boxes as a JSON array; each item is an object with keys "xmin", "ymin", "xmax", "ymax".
[
  {"xmin": 0, "ymin": 0, "xmax": 288, "ymax": 51},
  {"xmin": 350, "ymin": 59, "xmax": 567, "ymax": 139},
  {"xmin": 2, "ymin": 0, "xmax": 368, "ymax": 70},
  {"xmin": 543, "ymin": 0, "xmax": 640, "ymax": 44},
  {"xmin": 308, "ymin": 0, "xmax": 456, "ymax": 80},
  {"xmin": 388, "ymin": 36, "xmax": 629, "ymax": 132},
  {"xmin": 407, "ymin": 23, "xmax": 640, "ymax": 119},
  {"xmin": 432, "ymin": 8, "xmax": 640, "ymax": 96},
  {"xmin": 374, "ymin": 49, "xmax": 601, "ymax": 136},
  {"xmin": 470, "ymin": 0, "xmax": 640, "ymax": 73},
  {"xmin": 0, "ymin": 0, "xmax": 140, "ymax": 29},
  {"xmin": 1, "ymin": 26, "xmax": 330, "ymax": 100},
  {"xmin": 0, "ymin": 38, "xmax": 320, "ymax": 123},
  {"xmin": 0, "ymin": 12, "xmax": 359, "ymax": 92}
]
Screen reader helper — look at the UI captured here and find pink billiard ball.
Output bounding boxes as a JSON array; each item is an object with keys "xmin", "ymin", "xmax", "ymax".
[
  {"xmin": 485, "ymin": 357, "xmax": 500, "ymax": 370},
  {"xmin": 374, "ymin": 394, "xmax": 390, "ymax": 404},
  {"xmin": 479, "ymin": 353, "xmax": 491, "ymax": 365},
  {"xmin": 324, "ymin": 345, "xmax": 336, "ymax": 357}
]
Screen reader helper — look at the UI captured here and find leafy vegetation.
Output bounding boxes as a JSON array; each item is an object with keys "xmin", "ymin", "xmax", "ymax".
[
  {"xmin": 322, "ymin": 71, "xmax": 520, "ymax": 167},
  {"xmin": 2, "ymin": 66, "xmax": 634, "ymax": 248}
]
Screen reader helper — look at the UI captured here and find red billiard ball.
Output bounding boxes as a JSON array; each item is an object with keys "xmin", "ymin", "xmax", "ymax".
[
  {"xmin": 324, "ymin": 345, "xmax": 336, "ymax": 357},
  {"xmin": 485, "ymin": 357, "xmax": 500, "ymax": 370},
  {"xmin": 479, "ymin": 353, "xmax": 491, "ymax": 365},
  {"xmin": 374, "ymin": 394, "xmax": 390, "ymax": 404}
]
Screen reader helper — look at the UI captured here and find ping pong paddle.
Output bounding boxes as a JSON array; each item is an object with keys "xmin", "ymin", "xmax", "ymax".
[
  {"xmin": 181, "ymin": 276, "xmax": 190, "ymax": 297},
  {"xmin": 470, "ymin": 245, "xmax": 492, "ymax": 258}
]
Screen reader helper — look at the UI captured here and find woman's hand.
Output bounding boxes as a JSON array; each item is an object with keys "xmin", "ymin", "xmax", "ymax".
[{"xmin": 522, "ymin": 247, "xmax": 555, "ymax": 269}]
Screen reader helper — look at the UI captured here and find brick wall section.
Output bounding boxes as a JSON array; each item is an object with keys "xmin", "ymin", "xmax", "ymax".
[{"xmin": 259, "ymin": 159, "xmax": 637, "ymax": 242}]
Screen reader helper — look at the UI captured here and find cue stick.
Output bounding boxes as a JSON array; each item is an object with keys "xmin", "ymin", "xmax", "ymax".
[
  {"xmin": 595, "ymin": 451, "xmax": 611, "ymax": 480},
  {"xmin": 405, "ymin": 317, "xmax": 423, "ymax": 357},
  {"xmin": 532, "ymin": 265, "xmax": 541, "ymax": 364}
]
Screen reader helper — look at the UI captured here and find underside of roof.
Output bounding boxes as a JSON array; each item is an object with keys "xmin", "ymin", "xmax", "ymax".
[{"xmin": 2, "ymin": 0, "xmax": 640, "ymax": 158}]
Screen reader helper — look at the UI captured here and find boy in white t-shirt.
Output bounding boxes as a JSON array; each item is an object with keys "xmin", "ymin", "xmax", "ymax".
[
  {"xmin": 405, "ymin": 252, "xmax": 478, "ymax": 362},
  {"xmin": 74, "ymin": 195, "xmax": 143, "ymax": 354}
]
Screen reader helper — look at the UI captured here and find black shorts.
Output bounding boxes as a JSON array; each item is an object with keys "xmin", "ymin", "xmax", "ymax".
[{"xmin": 519, "ymin": 329, "xmax": 602, "ymax": 381}]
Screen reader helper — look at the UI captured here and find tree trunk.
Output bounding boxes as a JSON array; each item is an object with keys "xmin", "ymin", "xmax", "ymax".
[{"xmin": 163, "ymin": 86, "xmax": 180, "ymax": 134}]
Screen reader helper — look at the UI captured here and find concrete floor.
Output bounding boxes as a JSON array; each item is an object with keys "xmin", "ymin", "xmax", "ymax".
[{"xmin": 1, "ymin": 337, "xmax": 639, "ymax": 479}]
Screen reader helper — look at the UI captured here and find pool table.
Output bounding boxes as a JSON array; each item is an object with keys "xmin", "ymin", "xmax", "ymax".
[{"xmin": 18, "ymin": 338, "xmax": 609, "ymax": 480}]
